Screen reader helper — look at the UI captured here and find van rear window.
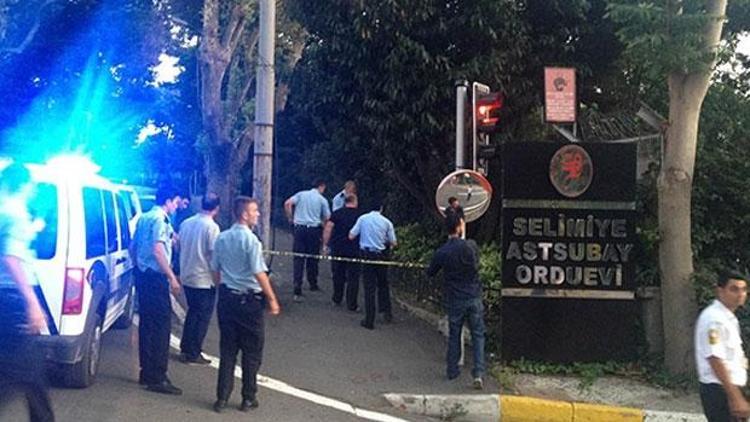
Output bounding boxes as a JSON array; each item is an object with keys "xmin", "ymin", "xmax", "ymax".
[
  {"xmin": 29, "ymin": 183, "xmax": 58, "ymax": 260},
  {"xmin": 83, "ymin": 188, "xmax": 106, "ymax": 259}
]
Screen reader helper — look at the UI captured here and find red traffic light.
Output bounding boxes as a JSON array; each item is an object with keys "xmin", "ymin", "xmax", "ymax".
[{"xmin": 476, "ymin": 92, "xmax": 504, "ymax": 131}]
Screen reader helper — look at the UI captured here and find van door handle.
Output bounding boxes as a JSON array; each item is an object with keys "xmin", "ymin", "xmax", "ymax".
[{"xmin": 116, "ymin": 257, "xmax": 128, "ymax": 265}]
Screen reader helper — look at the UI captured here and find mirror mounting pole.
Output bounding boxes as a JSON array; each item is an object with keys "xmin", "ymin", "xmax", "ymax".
[{"xmin": 455, "ymin": 80, "xmax": 469, "ymax": 170}]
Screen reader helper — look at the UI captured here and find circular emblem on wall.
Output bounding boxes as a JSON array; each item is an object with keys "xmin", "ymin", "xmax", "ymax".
[{"xmin": 549, "ymin": 144, "xmax": 593, "ymax": 198}]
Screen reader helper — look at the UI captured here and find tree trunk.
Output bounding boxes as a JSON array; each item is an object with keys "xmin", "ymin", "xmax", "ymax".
[{"xmin": 660, "ymin": 0, "xmax": 727, "ymax": 375}]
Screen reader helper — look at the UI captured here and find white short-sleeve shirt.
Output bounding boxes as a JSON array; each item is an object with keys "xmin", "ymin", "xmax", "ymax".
[{"xmin": 694, "ymin": 299, "xmax": 748, "ymax": 386}]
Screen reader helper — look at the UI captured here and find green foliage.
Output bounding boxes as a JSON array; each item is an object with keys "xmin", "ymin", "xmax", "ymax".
[
  {"xmin": 281, "ymin": 0, "xmax": 634, "ymax": 227},
  {"xmin": 606, "ymin": 0, "xmax": 727, "ymax": 77}
]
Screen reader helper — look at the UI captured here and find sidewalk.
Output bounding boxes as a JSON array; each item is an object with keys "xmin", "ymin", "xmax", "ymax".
[{"xmin": 176, "ymin": 227, "xmax": 705, "ymax": 421}]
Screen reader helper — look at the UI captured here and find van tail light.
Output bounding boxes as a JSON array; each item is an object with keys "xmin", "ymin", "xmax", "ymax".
[{"xmin": 63, "ymin": 268, "xmax": 85, "ymax": 315}]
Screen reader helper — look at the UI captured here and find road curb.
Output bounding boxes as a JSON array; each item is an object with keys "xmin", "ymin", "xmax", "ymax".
[{"xmin": 383, "ymin": 393, "xmax": 707, "ymax": 422}]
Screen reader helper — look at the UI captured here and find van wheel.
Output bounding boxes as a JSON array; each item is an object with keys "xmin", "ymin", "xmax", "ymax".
[
  {"xmin": 112, "ymin": 286, "xmax": 135, "ymax": 329},
  {"xmin": 64, "ymin": 313, "xmax": 103, "ymax": 388}
]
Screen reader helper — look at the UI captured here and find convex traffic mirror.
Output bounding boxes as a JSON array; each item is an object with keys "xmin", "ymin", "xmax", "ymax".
[{"xmin": 435, "ymin": 170, "xmax": 493, "ymax": 222}]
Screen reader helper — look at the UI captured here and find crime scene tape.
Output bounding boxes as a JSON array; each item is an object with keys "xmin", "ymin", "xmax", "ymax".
[{"xmin": 263, "ymin": 249, "xmax": 428, "ymax": 269}]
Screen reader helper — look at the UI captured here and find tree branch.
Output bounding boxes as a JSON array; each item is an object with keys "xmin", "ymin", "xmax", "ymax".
[{"xmin": 0, "ymin": 0, "xmax": 56, "ymax": 55}]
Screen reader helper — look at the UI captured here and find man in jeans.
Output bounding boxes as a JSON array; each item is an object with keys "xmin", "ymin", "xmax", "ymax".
[
  {"xmin": 178, "ymin": 193, "xmax": 220, "ymax": 365},
  {"xmin": 426, "ymin": 213, "xmax": 486, "ymax": 389}
]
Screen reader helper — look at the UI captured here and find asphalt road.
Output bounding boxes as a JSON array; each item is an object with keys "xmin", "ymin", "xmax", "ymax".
[{"xmin": 1, "ymin": 230, "xmax": 494, "ymax": 421}]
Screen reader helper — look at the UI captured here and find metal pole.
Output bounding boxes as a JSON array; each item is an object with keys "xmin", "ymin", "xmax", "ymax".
[
  {"xmin": 471, "ymin": 82, "xmax": 490, "ymax": 171},
  {"xmin": 455, "ymin": 80, "xmax": 468, "ymax": 170},
  {"xmin": 253, "ymin": 0, "xmax": 276, "ymax": 244}
]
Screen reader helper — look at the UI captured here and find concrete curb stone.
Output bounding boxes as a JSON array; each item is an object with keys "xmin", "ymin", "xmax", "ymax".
[{"xmin": 383, "ymin": 393, "xmax": 707, "ymax": 422}]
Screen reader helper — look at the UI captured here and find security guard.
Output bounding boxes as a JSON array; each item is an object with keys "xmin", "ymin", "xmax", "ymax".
[
  {"xmin": 695, "ymin": 270, "xmax": 750, "ymax": 422},
  {"xmin": 130, "ymin": 185, "xmax": 183, "ymax": 395},
  {"xmin": 284, "ymin": 179, "xmax": 330, "ymax": 302},
  {"xmin": 211, "ymin": 196, "xmax": 280, "ymax": 413},
  {"xmin": 349, "ymin": 200, "xmax": 397, "ymax": 330},
  {"xmin": 332, "ymin": 180, "xmax": 356, "ymax": 212}
]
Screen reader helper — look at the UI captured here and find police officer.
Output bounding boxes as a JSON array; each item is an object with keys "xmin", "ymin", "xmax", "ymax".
[
  {"xmin": 284, "ymin": 179, "xmax": 330, "ymax": 302},
  {"xmin": 130, "ymin": 185, "xmax": 183, "ymax": 395},
  {"xmin": 695, "ymin": 270, "xmax": 750, "ymax": 421},
  {"xmin": 332, "ymin": 180, "xmax": 356, "ymax": 212},
  {"xmin": 211, "ymin": 196, "xmax": 280, "ymax": 413},
  {"xmin": 349, "ymin": 199, "xmax": 397, "ymax": 330},
  {"xmin": 0, "ymin": 163, "xmax": 55, "ymax": 421}
]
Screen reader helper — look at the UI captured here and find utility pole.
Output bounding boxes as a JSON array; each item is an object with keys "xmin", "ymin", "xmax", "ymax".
[{"xmin": 253, "ymin": 0, "xmax": 276, "ymax": 244}]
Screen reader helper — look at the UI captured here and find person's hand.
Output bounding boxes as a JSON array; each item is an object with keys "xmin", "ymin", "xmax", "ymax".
[
  {"xmin": 169, "ymin": 275, "xmax": 181, "ymax": 295},
  {"xmin": 26, "ymin": 304, "xmax": 47, "ymax": 334},
  {"xmin": 730, "ymin": 395, "xmax": 750, "ymax": 419},
  {"xmin": 322, "ymin": 245, "xmax": 329, "ymax": 256},
  {"xmin": 268, "ymin": 299, "xmax": 281, "ymax": 316}
]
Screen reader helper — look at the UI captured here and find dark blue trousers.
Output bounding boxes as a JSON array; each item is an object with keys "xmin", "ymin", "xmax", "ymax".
[
  {"xmin": 180, "ymin": 286, "xmax": 216, "ymax": 359},
  {"xmin": 331, "ymin": 258, "xmax": 360, "ymax": 310},
  {"xmin": 216, "ymin": 286, "xmax": 265, "ymax": 401},
  {"xmin": 292, "ymin": 225, "xmax": 322, "ymax": 293},
  {"xmin": 136, "ymin": 269, "xmax": 172, "ymax": 385},
  {"xmin": 361, "ymin": 250, "xmax": 391, "ymax": 327},
  {"xmin": 0, "ymin": 287, "xmax": 54, "ymax": 421}
]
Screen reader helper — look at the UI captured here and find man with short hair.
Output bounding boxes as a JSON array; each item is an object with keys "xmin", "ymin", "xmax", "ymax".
[
  {"xmin": 130, "ymin": 185, "xmax": 183, "ymax": 395},
  {"xmin": 695, "ymin": 271, "xmax": 750, "ymax": 422},
  {"xmin": 284, "ymin": 179, "xmax": 331, "ymax": 302},
  {"xmin": 332, "ymin": 180, "xmax": 357, "ymax": 212},
  {"xmin": 212, "ymin": 196, "xmax": 280, "ymax": 413},
  {"xmin": 322, "ymin": 194, "xmax": 363, "ymax": 311},
  {"xmin": 349, "ymin": 200, "xmax": 397, "ymax": 329},
  {"xmin": 0, "ymin": 162, "xmax": 55, "ymax": 421},
  {"xmin": 178, "ymin": 193, "xmax": 221, "ymax": 365},
  {"xmin": 426, "ymin": 213, "xmax": 486, "ymax": 389}
]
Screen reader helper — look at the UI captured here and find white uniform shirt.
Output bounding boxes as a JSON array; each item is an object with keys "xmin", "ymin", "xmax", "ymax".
[
  {"xmin": 694, "ymin": 299, "xmax": 748, "ymax": 386},
  {"xmin": 178, "ymin": 214, "xmax": 220, "ymax": 289}
]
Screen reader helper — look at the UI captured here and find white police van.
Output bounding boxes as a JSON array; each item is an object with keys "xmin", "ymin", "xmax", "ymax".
[{"xmin": 3, "ymin": 157, "xmax": 141, "ymax": 387}]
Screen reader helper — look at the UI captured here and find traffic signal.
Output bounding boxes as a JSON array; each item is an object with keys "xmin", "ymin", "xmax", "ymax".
[{"xmin": 475, "ymin": 92, "xmax": 504, "ymax": 133}]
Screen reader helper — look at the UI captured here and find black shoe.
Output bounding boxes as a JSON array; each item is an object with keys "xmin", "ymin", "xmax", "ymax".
[
  {"xmin": 348, "ymin": 306, "xmax": 360, "ymax": 313},
  {"xmin": 360, "ymin": 320, "xmax": 374, "ymax": 330},
  {"xmin": 239, "ymin": 398, "xmax": 259, "ymax": 411},
  {"xmin": 213, "ymin": 399, "xmax": 228, "ymax": 413},
  {"xmin": 180, "ymin": 353, "xmax": 211, "ymax": 365},
  {"xmin": 309, "ymin": 285, "xmax": 321, "ymax": 292},
  {"xmin": 383, "ymin": 313, "xmax": 393, "ymax": 323},
  {"xmin": 146, "ymin": 380, "xmax": 183, "ymax": 395}
]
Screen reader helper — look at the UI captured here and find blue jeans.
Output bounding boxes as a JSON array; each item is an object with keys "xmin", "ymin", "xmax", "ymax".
[{"xmin": 445, "ymin": 297, "xmax": 486, "ymax": 379}]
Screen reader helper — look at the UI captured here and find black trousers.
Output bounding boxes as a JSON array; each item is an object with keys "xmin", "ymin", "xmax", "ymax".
[
  {"xmin": 361, "ymin": 250, "xmax": 391, "ymax": 327},
  {"xmin": 216, "ymin": 286, "xmax": 265, "ymax": 401},
  {"xmin": 136, "ymin": 269, "xmax": 172, "ymax": 384},
  {"xmin": 180, "ymin": 286, "xmax": 216, "ymax": 359},
  {"xmin": 700, "ymin": 382, "xmax": 748, "ymax": 422},
  {"xmin": 0, "ymin": 288, "xmax": 54, "ymax": 422},
  {"xmin": 293, "ymin": 225, "xmax": 322, "ymax": 292},
  {"xmin": 331, "ymin": 257, "xmax": 360, "ymax": 310}
]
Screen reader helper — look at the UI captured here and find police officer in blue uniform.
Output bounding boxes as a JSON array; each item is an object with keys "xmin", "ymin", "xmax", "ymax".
[
  {"xmin": 349, "ymin": 200, "xmax": 397, "ymax": 329},
  {"xmin": 0, "ymin": 163, "xmax": 55, "ymax": 421},
  {"xmin": 130, "ymin": 185, "xmax": 183, "ymax": 395},
  {"xmin": 284, "ymin": 179, "xmax": 330, "ymax": 302},
  {"xmin": 211, "ymin": 196, "xmax": 280, "ymax": 413}
]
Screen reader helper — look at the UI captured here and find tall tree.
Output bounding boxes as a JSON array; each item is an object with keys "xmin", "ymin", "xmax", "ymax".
[
  {"xmin": 197, "ymin": 0, "xmax": 304, "ymax": 225},
  {"xmin": 608, "ymin": 0, "xmax": 746, "ymax": 374}
]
